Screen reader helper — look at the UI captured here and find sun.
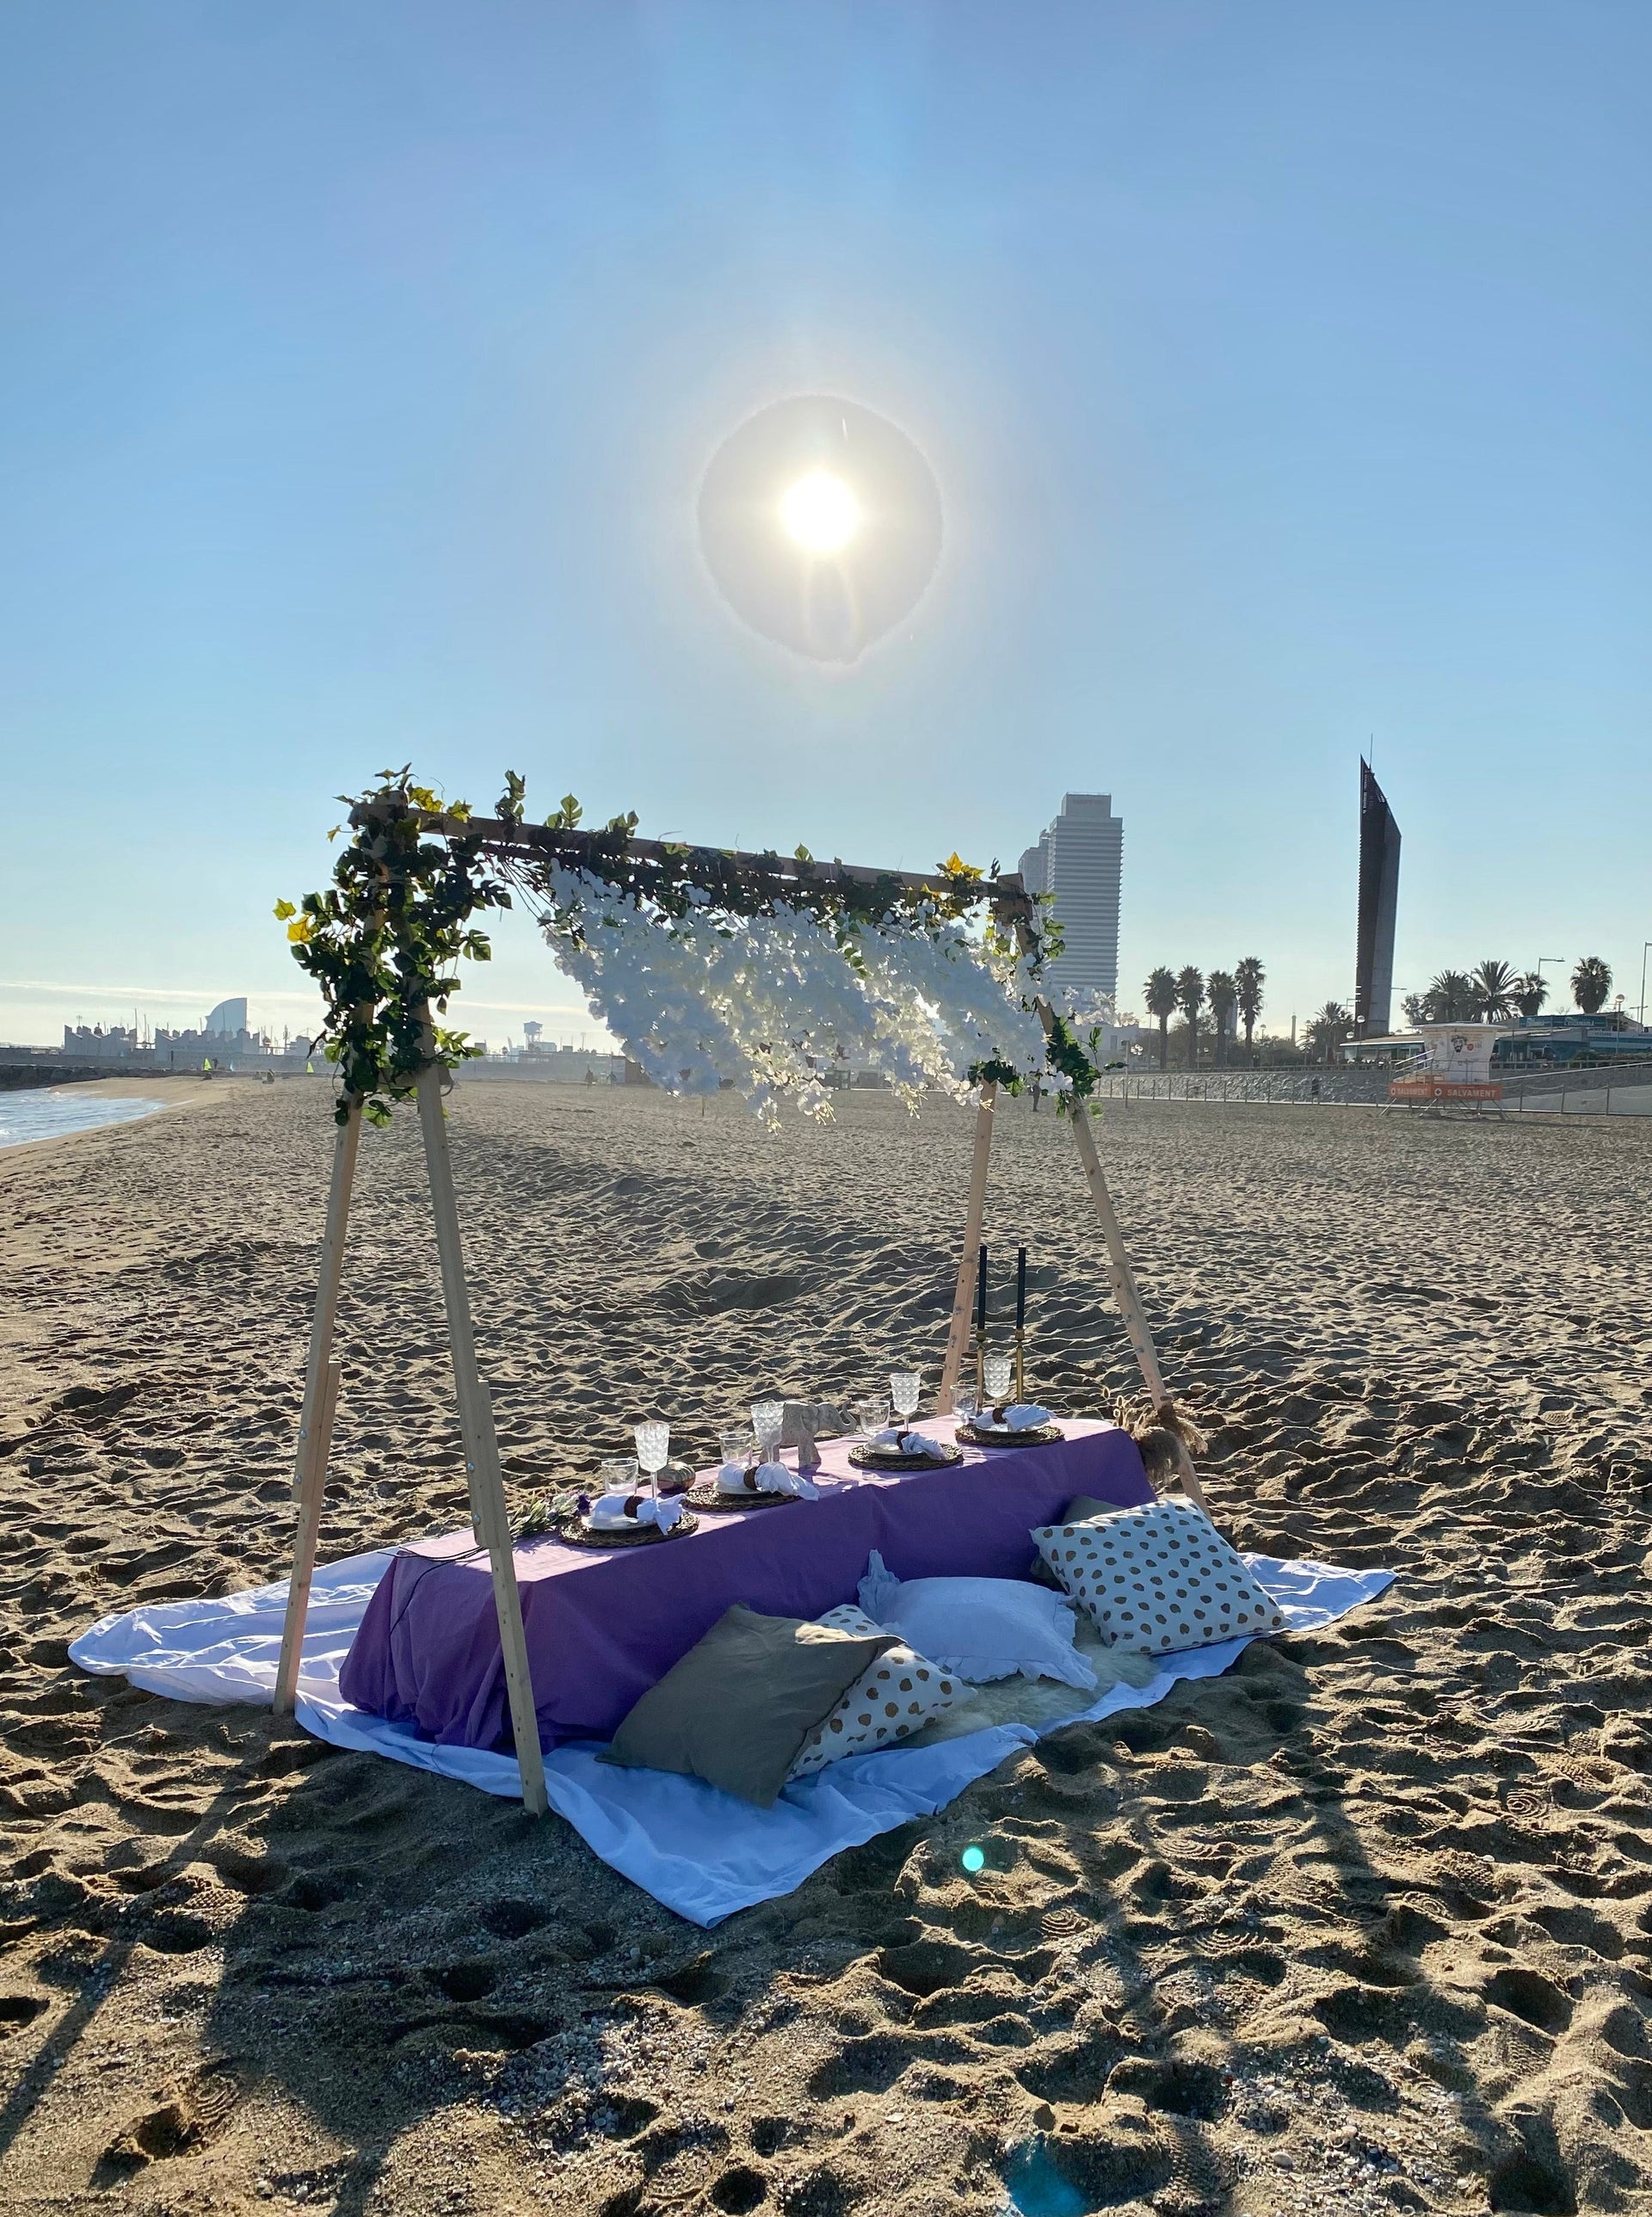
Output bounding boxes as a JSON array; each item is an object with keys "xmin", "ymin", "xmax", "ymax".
[{"xmin": 780, "ymin": 470, "xmax": 860, "ymax": 555}]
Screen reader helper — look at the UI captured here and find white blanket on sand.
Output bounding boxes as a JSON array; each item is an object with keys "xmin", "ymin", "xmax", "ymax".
[{"xmin": 71, "ymin": 1552, "xmax": 1392, "ymax": 1927}]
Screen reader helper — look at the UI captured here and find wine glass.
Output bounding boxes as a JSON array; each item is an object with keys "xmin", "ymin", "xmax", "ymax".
[
  {"xmin": 750, "ymin": 1401, "xmax": 786, "ymax": 1464},
  {"xmin": 983, "ymin": 1353, "xmax": 1014, "ymax": 1408},
  {"xmin": 633, "ymin": 1420, "xmax": 670, "ymax": 1501},
  {"xmin": 889, "ymin": 1370, "xmax": 922, "ymax": 1426}
]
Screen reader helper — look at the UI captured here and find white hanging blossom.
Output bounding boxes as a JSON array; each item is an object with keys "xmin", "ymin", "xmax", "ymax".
[{"xmin": 534, "ymin": 867, "xmax": 1046, "ymax": 1124}]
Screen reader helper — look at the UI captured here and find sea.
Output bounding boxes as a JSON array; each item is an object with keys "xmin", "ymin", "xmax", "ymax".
[{"xmin": 0, "ymin": 1089, "xmax": 164, "ymax": 1151}]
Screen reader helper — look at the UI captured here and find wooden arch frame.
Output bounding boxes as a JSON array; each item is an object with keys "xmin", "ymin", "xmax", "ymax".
[{"xmin": 272, "ymin": 810, "xmax": 1191, "ymax": 1815}]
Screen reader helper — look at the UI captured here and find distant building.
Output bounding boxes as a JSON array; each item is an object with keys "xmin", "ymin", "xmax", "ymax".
[
  {"xmin": 1018, "ymin": 793, "xmax": 1123, "ymax": 1006},
  {"xmin": 62, "ymin": 1024, "xmax": 140, "ymax": 1058},
  {"xmin": 204, "ymin": 996, "xmax": 249, "ymax": 1036},
  {"xmin": 1353, "ymin": 762, "xmax": 1402, "ymax": 1039}
]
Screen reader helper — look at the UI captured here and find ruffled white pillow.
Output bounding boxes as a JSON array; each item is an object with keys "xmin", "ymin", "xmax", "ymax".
[
  {"xmin": 855, "ymin": 1551, "xmax": 1095, "ymax": 1690},
  {"xmin": 1032, "ymin": 1497, "xmax": 1285, "ymax": 1657},
  {"xmin": 788, "ymin": 1604, "xmax": 965, "ymax": 1777}
]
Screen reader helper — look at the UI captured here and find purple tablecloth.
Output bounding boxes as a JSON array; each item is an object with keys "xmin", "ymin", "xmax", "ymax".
[{"xmin": 338, "ymin": 1416, "xmax": 1153, "ymax": 1754}]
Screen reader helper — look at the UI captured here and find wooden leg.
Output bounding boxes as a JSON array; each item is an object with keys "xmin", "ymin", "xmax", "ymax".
[
  {"xmin": 416, "ymin": 1065, "xmax": 549, "ymax": 1817},
  {"xmin": 1067, "ymin": 1103, "xmax": 1208, "ymax": 1510},
  {"xmin": 274, "ymin": 1102, "xmax": 361, "ymax": 1716},
  {"xmin": 274, "ymin": 1360, "xmax": 342, "ymax": 1712},
  {"xmin": 938, "ymin": 1083, "xmax": 996, "ymax": 1413}
]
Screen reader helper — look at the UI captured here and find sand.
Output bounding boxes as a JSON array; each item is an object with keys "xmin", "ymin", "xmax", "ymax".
[{"xmin": 3, "ymin": 1077, "xmax": 1652, "ymax": 2217}]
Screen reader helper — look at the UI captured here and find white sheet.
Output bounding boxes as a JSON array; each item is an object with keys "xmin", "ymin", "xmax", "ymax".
[{"xmin": 71, "ymin": 1550, "xmax": 1392, "ymax": 1926}]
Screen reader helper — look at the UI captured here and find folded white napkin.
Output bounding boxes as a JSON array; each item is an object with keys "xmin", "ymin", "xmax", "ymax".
[
  {"xmin": 871, "ymin": 1428, "xmax": 943, "ymax": 1458},
  {"xmin": 1002, "ymin": 1404, "xmax": 1054, "ymax": 1432},
  {"xmin": 755, "ymin": 1458, "xmax": 821, "ymax": 1500},
  {"xmin": 584, "ymin": 1490, "xmax": 684, "ymax": 1533}
]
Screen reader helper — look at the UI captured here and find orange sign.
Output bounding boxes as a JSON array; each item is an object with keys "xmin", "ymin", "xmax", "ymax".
[{"xmin": 1389, "ymin": 1079, "xmax": 1502, "ymax": 1102}]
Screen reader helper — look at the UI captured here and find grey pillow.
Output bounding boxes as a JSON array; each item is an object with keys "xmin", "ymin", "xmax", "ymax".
[{"xmin": 601, "ymin": 1604, "xmax": 896, "ymax": 1807}]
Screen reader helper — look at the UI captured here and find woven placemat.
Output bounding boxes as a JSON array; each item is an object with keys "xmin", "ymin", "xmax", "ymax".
[
  {"xmin": 554, "ymin": 1510, "xmax": 700, "ymax": 1549},
  {"xmin": 683, "ymin": 1483, "xmax": 804, "ymax": 1513},
  {"xmin": 956, "ymin": 1419, "xmax": 1065, "ymax": 1448},
  {"xmin": 848, "ymin": 1440, "xmax": 964, "ymax": 1472}
]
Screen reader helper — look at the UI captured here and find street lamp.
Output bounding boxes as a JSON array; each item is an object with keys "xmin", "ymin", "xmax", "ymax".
[
  {"xmin": 1638, "ymin": 943, "xmax": 1652, "ymax": 1028},
  {"xmin": 1537, "ymin": 956, "xmax": 1565, "ymax": 1013}
]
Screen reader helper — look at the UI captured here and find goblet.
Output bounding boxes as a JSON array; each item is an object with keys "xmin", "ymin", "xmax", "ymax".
[
  {"xmin": 750, "ymin": 1401, "xmax": 786, "ymax": 1463},
  {"xmin": 633, "ymin": 1421, "xmax": 670, "ymax": 1500},
  {"xmin": 889, "ymin": 1370, "xmax": 922, "ymax": 1425},
  {"xmin": 983, "ymin": 1353, "xmax": 1014, "ymax": 1407}
]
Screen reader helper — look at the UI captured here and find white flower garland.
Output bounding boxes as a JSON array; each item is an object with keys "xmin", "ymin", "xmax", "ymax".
[{"xmin": 537, "ymin": 867, "xmax": 1047, "ymax": 1123}]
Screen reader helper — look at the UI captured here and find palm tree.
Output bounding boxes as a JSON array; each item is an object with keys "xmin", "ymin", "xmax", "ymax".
[
  {"xmin": 1511, "ymin": 971, "xmax": 1548, "ymax": 1020},
  {"xmin": 1207, "ymin": 970, "xmax": 1237, "ymax": 1066},
  {"xmin": 1470, "ymin": 959, "xmax": 1518, "ymax": 1021},
  {"xmin": 1143, "ymin": 967, "xmax": 1178, "ymax": 1071},
  {"xmin": 1306, "ymin": 1001, "xmax": 1352, "ymax": 1062},
  {"xmin": 1425, "ymin": 970, "xmax": 1477, "ymax": 1022},
  {"xmin": 1235, "ymin": 956, "xmax": 1265, "ymax": 1056},
  {"xmin": 1174, "ymin": 965, "xmax": 1205, "ymax": 1068},
  {"xmin": 1572, "ymin": 955, "xmax": 1612, "ymax": 1015}
]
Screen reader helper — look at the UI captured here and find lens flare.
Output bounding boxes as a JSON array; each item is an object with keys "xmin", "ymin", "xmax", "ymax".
[{"xmin": 960, "ymin": 1843, "xmax": 987, "ymax": 1875}]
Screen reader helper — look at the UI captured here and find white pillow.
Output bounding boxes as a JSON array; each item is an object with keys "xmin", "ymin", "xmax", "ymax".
[
  {"xmin": 855, "ymin": 1551, "xmax": 1096, "ymax": 1691},
  {"xmin": 788, "ymin": 1605, "xmax": 966, "ymax": 1777},
  {"xmin": 1031, "ymin": 1497, "xmax": 1285, "ymax": 1657}
]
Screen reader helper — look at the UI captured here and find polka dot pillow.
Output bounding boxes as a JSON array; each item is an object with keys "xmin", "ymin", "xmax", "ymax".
[
  {"xmin": 788, "ymin": 1605, "xmax": 965, "ymax": 1777},
  {"xmin": 1030, "ymin": 1498, "xmax": 1285, "ymax": 1657}
]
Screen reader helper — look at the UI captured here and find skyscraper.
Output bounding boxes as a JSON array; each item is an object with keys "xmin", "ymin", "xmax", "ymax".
[
  {"xmin": 1353, "ymin": 761, "xmax": 1402, "ymax": 1038},
  {"xmin": 1018, "ymin": 793, "xmax": 1123, "ymax": 1007}
]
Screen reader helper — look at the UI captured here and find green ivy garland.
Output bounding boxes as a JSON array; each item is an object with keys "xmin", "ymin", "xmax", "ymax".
[{"xmin": 277, "ymin": 769, "xmax": 515, "ymax": 1126}]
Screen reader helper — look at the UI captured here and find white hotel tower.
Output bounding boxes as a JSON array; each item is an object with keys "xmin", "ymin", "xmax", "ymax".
[{"xmin": 1017, "ymin": 793, "xmax": 1123, "ymax": 1007}]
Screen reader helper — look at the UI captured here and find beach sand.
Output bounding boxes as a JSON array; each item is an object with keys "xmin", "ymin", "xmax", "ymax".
[{"xmin": 3, "ymin": 1078, "xmax": 1651, "ymax": 2215}]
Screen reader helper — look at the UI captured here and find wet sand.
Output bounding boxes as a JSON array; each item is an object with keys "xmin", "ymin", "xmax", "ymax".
[{"xmin": 3, "ymin": 1079, "xmax": 1651, "ymax": 2216}]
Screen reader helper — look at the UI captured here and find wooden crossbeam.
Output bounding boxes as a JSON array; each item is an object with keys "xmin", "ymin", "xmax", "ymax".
[{"xmin": 389, "ymin": 804, "xmax": 1037, "ymax": 923}]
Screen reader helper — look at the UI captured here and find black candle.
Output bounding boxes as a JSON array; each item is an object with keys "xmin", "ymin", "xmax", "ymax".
[
  {"xmin": 1015, "ymin": 1246, "xmax": 1026, "ymax": 1331},
  {"xmin": 975, "ymin": 1244, "xmax": 988, "ymax": 1333}
]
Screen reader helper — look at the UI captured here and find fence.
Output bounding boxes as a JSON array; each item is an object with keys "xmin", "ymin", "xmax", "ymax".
[{"xmin": 1089, "ymin": 1062, "xmax": 1652, "ymax": 1118}]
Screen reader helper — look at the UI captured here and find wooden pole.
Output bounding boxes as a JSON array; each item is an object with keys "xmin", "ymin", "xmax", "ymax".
[
  {"xmin": 274, "ymin": 1359, "xmax": 342, "ymax": 1712},
  {"xmin": 414, "ymin": 1056, "xmax": 549, "ymax": 1817},
  {"xmin": 274, "ymin": 1101, "xmax": 362, "ymax": 1716},
  {"xmin": 1065, "ymin": 1103, "xmax": 1206, "ymax": 1510},
  {"xmin": 938, "ymin": 1083, "xmax": 996, "ymax": 1413}
]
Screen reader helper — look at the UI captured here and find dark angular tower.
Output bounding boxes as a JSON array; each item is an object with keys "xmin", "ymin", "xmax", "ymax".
[{"xmin": 1354, "ymin": 760, "xmax": 1402, "ymax": 1038}]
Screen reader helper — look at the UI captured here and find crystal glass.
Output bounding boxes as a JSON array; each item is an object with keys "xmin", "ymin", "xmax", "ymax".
[
  {"xmin": 598, "ymin": 1456, "xmax": 638, "ymax": 1498},
  {"xmin": 889, "ymin": 1370, "xmax": 922, "ymax": 1423},
  {"xmin": 718, "ymin": 1426, "xmax": 752, "ymax": 1469},
  {"xmin": 983, "ymin": 1353, "xmax": 1014, "ymax": 1404},
  {"xmin": 633, "ymin": 1421, "xmax": 670, "ymax": 1498},
  {"xmin": 952, "ymin": 1389, "xmax": 978, "ymax": 1426},
  {"xmin": 750, "ymin": 1401, "xmax": 786, "ymax": 1458}
]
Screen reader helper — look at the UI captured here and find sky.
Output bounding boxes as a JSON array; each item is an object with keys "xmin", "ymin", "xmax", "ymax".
[{"xmin": 3, "ymin": 2, "xmax": 1649, "ymax": 1050}]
